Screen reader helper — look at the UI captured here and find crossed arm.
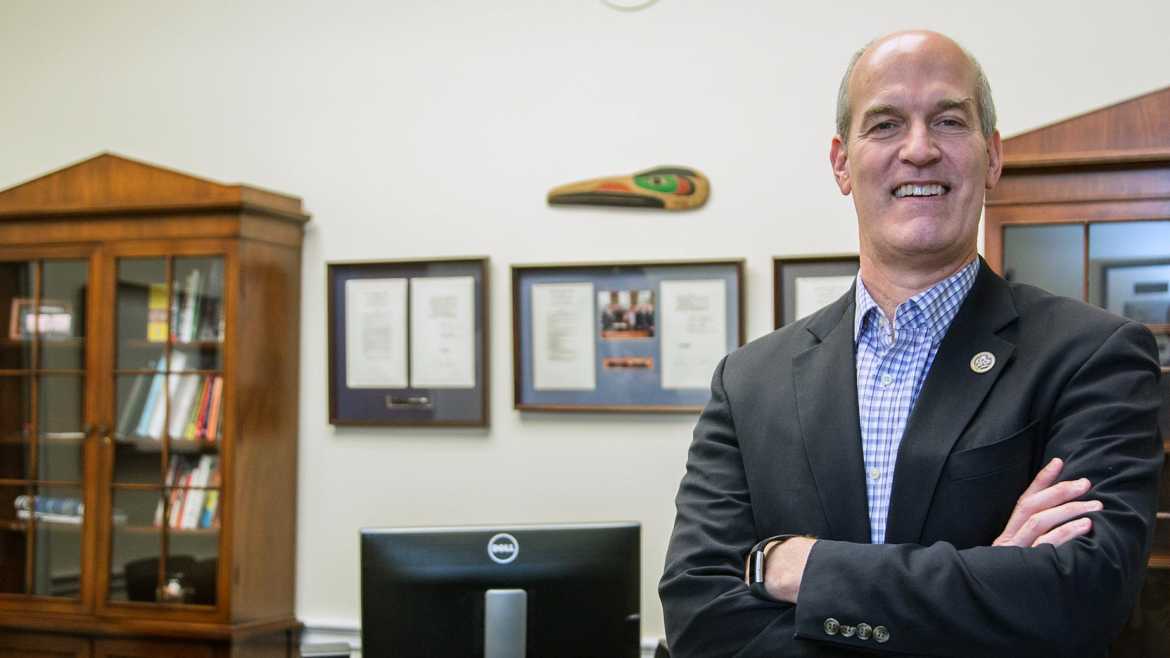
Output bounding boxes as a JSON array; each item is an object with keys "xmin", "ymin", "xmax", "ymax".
[
  {"xmin": 660, "ymin": 322, "xmax": 1163, "ymax": 658},
  {"xmin": 757, "ymin": 457, "xmax": 1103, "ymax": 605}
]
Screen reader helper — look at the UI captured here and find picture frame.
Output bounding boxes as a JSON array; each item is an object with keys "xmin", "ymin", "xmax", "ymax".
[
  {"xmin": 773, "ymin": 255, "xmax": 860, "ymax": 328},
  {"xmin": 512, "ymin": 259, "xmax": 744, "ymax": 413},
  {"xmin": 1096, "ymin": 258, "xmax": 1170, "ymax": 368},
  {"xmin": 326, "ymin": 257, "xmax": 489, "ymax": 427},
  {"xmin": 1096, "ymin": 258, "xmax": 1170, "ymax": 326},
  {"xmin": 8, "ymin": 298, "xmax": 74, "ymax": 340}
]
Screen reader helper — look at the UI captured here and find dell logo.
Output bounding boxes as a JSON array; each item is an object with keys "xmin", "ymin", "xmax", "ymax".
[{"xmin": 487, "ymin": 533, "xmax": 519, "ymax": 564}]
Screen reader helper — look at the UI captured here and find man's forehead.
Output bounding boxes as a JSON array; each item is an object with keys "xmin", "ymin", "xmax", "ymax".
[
  {"xmin": 850, "ymin": 50, "xmax": 979, "ymax": 119},
  {"xmin": 867, "ymin": 32, "xmax": 933, "ymax": 62},
  {"xmin": 852, "ymin": 32, "xmax": 976, "ymax": 86}
]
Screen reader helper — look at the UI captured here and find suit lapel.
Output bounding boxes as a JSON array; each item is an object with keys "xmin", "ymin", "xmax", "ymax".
[
  {"xmin": 884, "ymin": 262, "xmax": 1018, "ymax": 544},
  {"xmin": 793, "ymin": 291, "xmax": 871, "ymax": 543}
]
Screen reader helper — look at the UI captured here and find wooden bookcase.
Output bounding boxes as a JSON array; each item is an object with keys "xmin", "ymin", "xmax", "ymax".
[
  {"xmin": 0, "ymin": 154, "xmax": 308, "ymax": 657},
  {"xmin": 985, "ymin": 86, "xmax": 1170, "ymax": 656}
]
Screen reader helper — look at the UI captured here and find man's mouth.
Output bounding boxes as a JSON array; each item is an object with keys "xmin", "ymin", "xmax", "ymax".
[{"xmin": 892, "ymin": 183, "xmax": 949, "ymax": 198}]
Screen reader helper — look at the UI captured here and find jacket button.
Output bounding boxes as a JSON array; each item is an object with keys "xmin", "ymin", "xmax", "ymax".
[
  {"xmin": 856, "ymin": 623, "xmax": 872, "ymax": 640},
  {"xmin": 841, "ymin": 624, "xmax": 856, "ymax": 637},
  {"xmin": 824, "ymin": 618, "xmax": 840, "ymax": 635},
  {"xmin": 874, "ymin": 625, "xmax": 890, "ymax": 643}
]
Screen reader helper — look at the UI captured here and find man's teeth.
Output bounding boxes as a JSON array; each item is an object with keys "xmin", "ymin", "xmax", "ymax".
[{"xmin": 893, "ymin": 183, "xmax": 946, "ymax": 198}]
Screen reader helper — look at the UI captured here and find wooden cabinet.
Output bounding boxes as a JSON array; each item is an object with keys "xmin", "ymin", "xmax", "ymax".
[
  {"xmin": 0, "ymin": 154, "xmax": 307, "ymax": 656},
  {"xmin": 985, "ymin": 86, "xmax": 1170, "ymax": 656}
]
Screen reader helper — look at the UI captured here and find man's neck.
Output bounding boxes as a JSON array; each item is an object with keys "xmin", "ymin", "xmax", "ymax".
[{"xmin": 859, "ymin": 251, "xmax": 978, "ymax": 320}]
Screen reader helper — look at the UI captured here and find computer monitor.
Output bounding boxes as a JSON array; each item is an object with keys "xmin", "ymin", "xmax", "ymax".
[{"xmin": 360, "ymin": 522, "xmax": 640, "ymax": 658}]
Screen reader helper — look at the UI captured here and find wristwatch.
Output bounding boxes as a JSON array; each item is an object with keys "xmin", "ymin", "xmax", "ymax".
[{"xmin": 747, "ymin": 534, "xmax": 802, "ymax": 602}]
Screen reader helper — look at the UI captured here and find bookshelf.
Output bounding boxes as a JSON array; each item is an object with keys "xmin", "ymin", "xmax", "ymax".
[
  {"xmin": 985, "ymin": 87, "xmax": 1170, "ymax": 657},
  {"xmin": 0, "ymin": 154, "xmax": 308, "ymax": 657}
]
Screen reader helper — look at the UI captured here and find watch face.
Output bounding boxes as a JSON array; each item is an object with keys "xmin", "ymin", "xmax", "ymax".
[{"xmin": 600, "ymin": 0, "xmax": 659, "ymax": 10}]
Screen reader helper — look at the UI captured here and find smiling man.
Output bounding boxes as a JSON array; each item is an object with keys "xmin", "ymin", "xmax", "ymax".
[{"xmin": 660, "ymin": 31, "xmax": 1163, "ymax": 657}]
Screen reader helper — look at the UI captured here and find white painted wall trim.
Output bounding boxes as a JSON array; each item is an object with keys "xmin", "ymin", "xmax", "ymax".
[
  {"xmin": 300, "ymin": 618, "xmax": 662, "ymax": 657},
  {"xmin": 301, "ymin": 619, "xmax": 360, "ymax": 655}
]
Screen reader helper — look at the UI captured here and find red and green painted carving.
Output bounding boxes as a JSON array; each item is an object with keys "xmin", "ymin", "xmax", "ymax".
[{"xmin": 548, "ymin": 166, "xmax": 709, "ymax": 211}]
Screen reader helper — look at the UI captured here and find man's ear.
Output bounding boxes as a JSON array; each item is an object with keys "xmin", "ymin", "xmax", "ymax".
[
  {"xmin": 985, "ymin": 130, "xmax": 1004, "ymax": 190},
  {"xmin": 830, "ymin": 136, "xmax": 851, "ymax": 195}
]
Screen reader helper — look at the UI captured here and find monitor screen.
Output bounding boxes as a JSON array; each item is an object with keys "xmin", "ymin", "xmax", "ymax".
[{"xmin": 360, "ymin": 522, "xmax": 640, "ymax": 658}]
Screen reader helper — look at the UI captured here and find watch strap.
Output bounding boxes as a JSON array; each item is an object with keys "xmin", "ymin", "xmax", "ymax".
[{"xmin": 748, "ymin": 534, "xmax": 801, "ymax": 602}]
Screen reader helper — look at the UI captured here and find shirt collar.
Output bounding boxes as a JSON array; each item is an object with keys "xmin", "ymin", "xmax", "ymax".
[{"xmin": 853, "ymin": 258, "xmax": 979, "ymax": 343}]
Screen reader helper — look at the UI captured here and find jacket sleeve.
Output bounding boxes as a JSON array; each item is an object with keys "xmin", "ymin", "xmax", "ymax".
[
  {"xmin": 793, "ymin": 321, "xmax": 1163, "ymax": 657},
  {"xmin": 659, "ymin": 356, "xmax": 861, "ymax": 658}
]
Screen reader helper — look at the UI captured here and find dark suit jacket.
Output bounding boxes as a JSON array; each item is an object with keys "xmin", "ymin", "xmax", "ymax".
[{"xmin": 660, "ymin": 263, "xmax": 1163, "ymax": 658}]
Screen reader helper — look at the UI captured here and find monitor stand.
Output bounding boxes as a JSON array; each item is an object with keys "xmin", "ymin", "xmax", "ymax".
[{"xmin": 485, "ymin": 589, "xmax": 527, "ymax": 658}]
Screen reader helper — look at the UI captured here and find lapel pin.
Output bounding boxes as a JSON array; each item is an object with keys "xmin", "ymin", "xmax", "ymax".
[{"xmin": 970, "ymin": 351, "xmax": 996, "ymax": 374}]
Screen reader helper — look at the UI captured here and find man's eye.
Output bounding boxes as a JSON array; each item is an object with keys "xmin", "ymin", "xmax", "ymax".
[
  {"xmin": 937, "ymin": 117, "xmax": 967, "ymax": 129},
  {"xmin": 870, "ymin": 121, "xmax": 897, "ymax": 133}
]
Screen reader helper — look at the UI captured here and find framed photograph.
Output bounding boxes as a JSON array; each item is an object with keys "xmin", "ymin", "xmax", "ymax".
[
  {"xmin": 8, "ymin": 298, "xmax": 74, "ymax": 340},
  {"xmin": 773, "ymin": 255, "xmax": 860, "ymax": 328},
  {"xmin": 1097, "ymin": 259, "xmax": 1170, "ymax": 324},
  {"xmin": 1095, "ymin": 258, "xmax": 1170, "ymax": 368},
  {"xmin": 512, "ymin": 259, "xmax": 744, "ymax": 413},
  {"xmin": 327, "ymin": 257, "xmax": 489, "ymax": 427}
]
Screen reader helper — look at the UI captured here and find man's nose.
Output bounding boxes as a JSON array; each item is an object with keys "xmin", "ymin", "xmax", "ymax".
[{"xmin": 898, "ymin": 121, "xmax": 941, "ymax": 166}]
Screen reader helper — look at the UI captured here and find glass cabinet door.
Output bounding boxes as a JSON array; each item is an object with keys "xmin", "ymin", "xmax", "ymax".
[
  {"xmin": 109, "ymin": 256, "xmax": 223, "ymax": 608},
  {"xmin": 0, "ymin": 258, "xmax": 88, "ymax": 600}
]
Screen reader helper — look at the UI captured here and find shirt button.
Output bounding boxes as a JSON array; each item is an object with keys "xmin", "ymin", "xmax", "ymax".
[
  {"xmin": 879, "ymin": 373, "xmax": 894, "ymax": 387},
  {"xmin": 869, "ymin": 468, "xmax": 881, "ymax": 481}
]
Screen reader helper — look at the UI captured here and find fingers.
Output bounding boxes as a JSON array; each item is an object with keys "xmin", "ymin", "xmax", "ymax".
[
  {"xmin": 995, "ymin": 467, "xmax": 1092, "ymax": 545},
  {"xmin": 1032, "ymin": 517, "xmax": 1093, "ymax": 548},
  {"xmin": 1020, "ymin": 457, "xmax": 1065, "ymax": 498},
  {"xmin": 996, "ymin": 458, "xmax": 1066, "ymax": 541},
  {"xmin": 1010, "ymin": 498, "xmax": 1099, "ymax": 545}
]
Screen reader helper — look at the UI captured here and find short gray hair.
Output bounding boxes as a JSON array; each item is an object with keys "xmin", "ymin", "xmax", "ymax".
[{"xmin": 835, "ymin": 37, "xmax": 996, "ymax": 143}]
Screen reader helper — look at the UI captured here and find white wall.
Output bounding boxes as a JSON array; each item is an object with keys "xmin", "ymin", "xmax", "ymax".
[{"xmin": 2, "ymin": 0, "xmax": 1169, "ymax": 644}]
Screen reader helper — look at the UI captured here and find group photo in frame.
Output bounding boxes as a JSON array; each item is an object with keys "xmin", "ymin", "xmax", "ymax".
[
  {"xmin": 773, "ymin": 254, "xmax": 860, "ymax": 328},
  {"xmin": 327, "ymin": 257, "xmax": 489, "ymax": 427},
  {"xmin": 512, "ymin": 259, "xmax": 744, "ymax": 413}
]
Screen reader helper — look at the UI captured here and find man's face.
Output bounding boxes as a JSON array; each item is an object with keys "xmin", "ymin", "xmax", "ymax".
[{"xmin": 830, "ymin": 33, "xmax": 1002, "ymax": 268}]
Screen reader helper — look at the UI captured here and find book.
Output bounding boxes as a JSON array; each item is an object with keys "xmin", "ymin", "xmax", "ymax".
[
  {"xmin": 147, "ymin": 351, "xmax": 187, "ymax": 439},
  {"xmin": 181, "ymin": 455, "xmax": 217, "ymax": 529},
  {"xmin": 185, "ymin": 376, "xmax": 211, "ymax": 440},
  {"xmin": 147, "ymin": 283, "xmax": 169, "ymax": 342},
  {"xmin": 205, "ymin": 376, "xmax": 224, "ymax": 442},
  {"xmin": 116, "ymin": 364, "xmax": 153, "ymax": 439},
  {"xmin": 134, "ymin": 358, "xmax": 168, "ymax": 439},
  {"xmin": 201, "ymin": 258, "xmax": 223, "ymax": 339},
  {"xmin": 177, "ymin": 269, "xmax": 201, "ymax": 341},
  {"xmin": 155, "ymin": 456, "xmax": 190, "ymax": 526},
  {"xmin": 167, "ymin": 458, "xmax": 197, "ymax": 528},
  {"xmin": 200, "ymin": 491, "xmax": 219, "ymax": 529},
  {"xmin": 15, "ymin": 494, "xmax": 126, "ymax": 525},
  {"xmin": 202, "ymin": 458, "xmax": 223, "ymax": 529},
  {"xmin": 198, "ymin": 260, "xmax": 225, "ymax": 341},
  {"xmin": 168, "ymin": 373, "xmax": 202, "ymax": 439}
]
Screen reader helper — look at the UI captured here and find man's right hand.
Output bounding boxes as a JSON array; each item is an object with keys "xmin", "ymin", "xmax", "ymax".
[{"xmin": 992, "ymin": 457, "xmax": 1102, "ymax": 548}]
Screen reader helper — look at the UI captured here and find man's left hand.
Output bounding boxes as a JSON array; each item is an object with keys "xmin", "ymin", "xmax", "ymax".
[{"xmin": 743, "ymin": 536, "xmax": 816, "ymax": 603}]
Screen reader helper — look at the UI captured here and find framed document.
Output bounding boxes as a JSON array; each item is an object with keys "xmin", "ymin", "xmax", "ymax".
[
  {"xmin": 773, "ymin": 255, "xmax": 859, "ymax": 328},
  {"xmin": 8, "ymin": 298, "xmax": 74, "ymax": 340},
  {"xmin": 512, "ymin": 259, "xmax": 744, "ymax": 412},
  {"xmin": 327, "ymin": 257, "xmax": 489, "ymax": 427}
]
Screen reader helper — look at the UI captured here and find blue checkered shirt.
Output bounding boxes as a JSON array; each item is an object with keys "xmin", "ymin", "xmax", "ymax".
[{"xmin": 854, "ymin": 258, "xmax": 979, "ymax": 544}]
